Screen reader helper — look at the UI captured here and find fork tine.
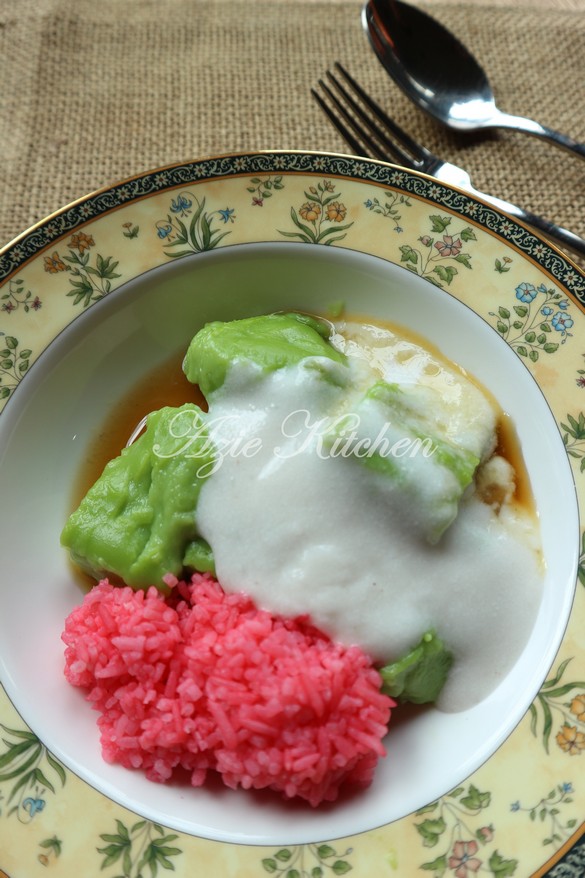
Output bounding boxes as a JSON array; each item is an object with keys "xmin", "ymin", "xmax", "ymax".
[
  {"xmin": 312, "ymin": 74, "xmax": 409, "ymax": 165},
  {"xmin": 313, "ymin": 81, "xmax": 403, "ymax": 163},
  {"xmin": 333, "ymin": 63, "xmax": 435, "ymax": 166},
  {"xmin": 320, "ymin": 72, "xmax": 413, "ymax": 167},
  {"xmin": 311, "ymin": 87, "xmax": 372, "ymax": 159}
]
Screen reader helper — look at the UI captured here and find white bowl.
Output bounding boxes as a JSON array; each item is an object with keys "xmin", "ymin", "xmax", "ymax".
[{"xmin": 0, "ymin": 242, "xmax": 578, "ymax": 845}]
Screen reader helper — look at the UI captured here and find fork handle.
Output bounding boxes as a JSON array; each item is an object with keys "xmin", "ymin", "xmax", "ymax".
[
  {"xmin": 465, "ymin": 183, "xmax": 585, "ymax": 260},
  {"xmin": 492, "ymin": 111, "xmax": 585, "ymax": 160}
]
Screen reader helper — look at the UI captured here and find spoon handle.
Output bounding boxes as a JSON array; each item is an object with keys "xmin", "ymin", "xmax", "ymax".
[
  {"xmin": 494, "ymin": 111, "xmax": 585, "ymax": 159},
  {"xmin": 465, "ymin": 182, "xmax": 585, "ymax": 260}
]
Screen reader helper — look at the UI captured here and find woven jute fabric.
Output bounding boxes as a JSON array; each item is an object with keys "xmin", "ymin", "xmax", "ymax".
[{"xmin": 1, "ymin": 0, "xmax": 584, "ymax": 250}]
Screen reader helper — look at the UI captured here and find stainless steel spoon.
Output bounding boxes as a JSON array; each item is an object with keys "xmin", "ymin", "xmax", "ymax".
[{"xmin": 362, "ymin": 0, "xmax": 585, "ymax": 159}]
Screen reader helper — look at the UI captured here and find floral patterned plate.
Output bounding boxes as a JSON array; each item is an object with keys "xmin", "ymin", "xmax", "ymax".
[{"xmin": 0, "ymin": 151, "xmax": 584, "ymax": 878}]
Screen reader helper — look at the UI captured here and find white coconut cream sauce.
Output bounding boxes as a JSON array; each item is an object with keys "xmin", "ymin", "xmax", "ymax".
[{"xmin": 196, "ymin": 320, "xmax": 543, "ymax": 712}]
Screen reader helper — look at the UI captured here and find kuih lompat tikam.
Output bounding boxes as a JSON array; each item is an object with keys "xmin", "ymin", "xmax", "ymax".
[{"xmin": 60, "ymin": 311, "xmax": 543, "ymax": 803}]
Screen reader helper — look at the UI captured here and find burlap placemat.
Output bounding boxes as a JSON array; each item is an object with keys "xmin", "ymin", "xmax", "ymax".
[{"xmin": 1, "ymin": 0, "xmax": 584, "ymax": 252}]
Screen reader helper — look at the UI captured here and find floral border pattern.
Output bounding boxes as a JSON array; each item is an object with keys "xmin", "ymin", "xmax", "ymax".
[
  {"xmin": 0, "ymin": 724, "xmax": 66, "ymax": 822},
  {"xmin": 414, "ymin": 784, "xmax": 518, "ymax": 877},
  {"xmin": 1, "ymin": 153, "xmax": 583, "ymax": 300}
]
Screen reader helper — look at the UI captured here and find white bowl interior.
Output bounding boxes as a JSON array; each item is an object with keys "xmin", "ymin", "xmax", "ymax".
[{"xmin": 0, "ymin": 242, "xmax": 578, "ymax": 845}]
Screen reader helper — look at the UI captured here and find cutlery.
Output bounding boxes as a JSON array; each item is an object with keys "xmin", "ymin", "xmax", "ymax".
[
  {"xmin": 312, "ymin": 64, "xmax": 585, "ymax": 259},
  {"xmin": 362, "ymin": 0, "xmax": 585, "ymax": 159}
]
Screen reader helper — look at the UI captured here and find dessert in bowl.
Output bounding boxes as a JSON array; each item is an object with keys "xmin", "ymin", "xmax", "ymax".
[{"xmin": 0, "ymin": 238, "xmax": 578, "ymax": 845}]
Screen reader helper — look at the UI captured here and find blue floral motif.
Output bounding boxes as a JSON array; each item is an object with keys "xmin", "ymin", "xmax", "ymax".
[
  {"xmin": 0, "ymin": 725, "xmax": 66, "ymax": 820},
  {"xmin": 363, "ymin": 190, "xmax": 411, "ymax": 235},
  {"xmin": 515, "ymin": 282, "xmax": 538, "ymax": 303},
  {"xmin": 155, "ymin": 193, "xmax": 234, "ymax": 256},
  {"xmin": 510, "ymin": 782, "xmax": 578, "ymax": 850},
  {"xmin": 156, "ymin": 222, "xmax": 173, "ymax": 240},
  {"xmin": 217, "ymin": 208, "xmax": 235, "ymax": 224},
  {"xmin": 491, "ymin": 280, "xmax": 573, "ymax": 361},
  {"xmin": 170, "ymin": 193, "xmax": 193, "ymax": 216},
  {"xmin": 552, "ymin": 311, "xmax": 574, "ymax": 333},
  {"xmin": 23, "ymin": 797, "xmax": 45, "ymax": 817}
]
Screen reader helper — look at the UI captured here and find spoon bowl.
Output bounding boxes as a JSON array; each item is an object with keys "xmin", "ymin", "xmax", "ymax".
[{"xmin": 362, "ymin": 0, "xmax": 585, "ymax": 158}]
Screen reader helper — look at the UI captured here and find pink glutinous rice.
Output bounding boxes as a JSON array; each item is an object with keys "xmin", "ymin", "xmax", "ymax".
[{"xmin": 62, "ymin": 573, "xmax": 393, "ymax": 806}]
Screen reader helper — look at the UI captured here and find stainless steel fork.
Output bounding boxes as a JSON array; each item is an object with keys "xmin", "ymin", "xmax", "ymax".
[{"xmin": 312, "ymin": 64, "xmax": 585, "ymax": 260}]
